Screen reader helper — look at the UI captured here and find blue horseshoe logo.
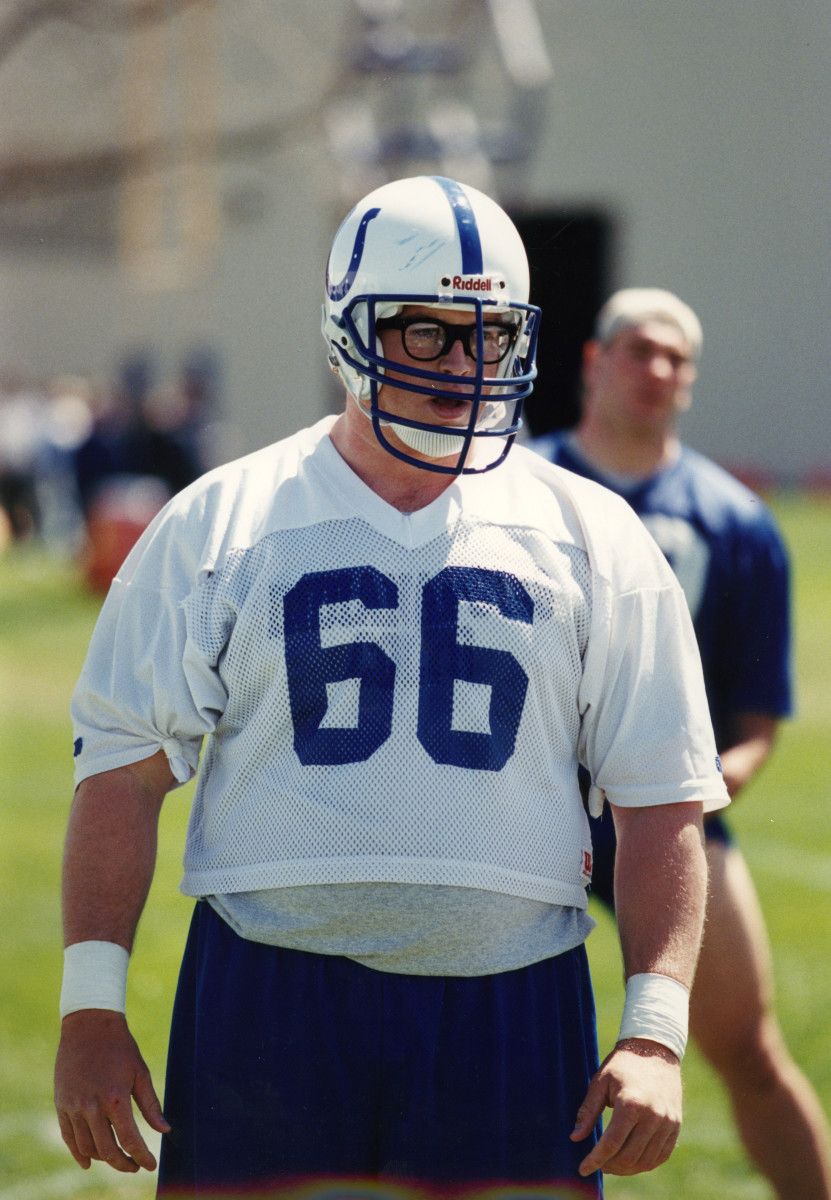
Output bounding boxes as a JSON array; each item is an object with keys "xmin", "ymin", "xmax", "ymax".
[{"xmin": 326, "ymin": 206, "xmax": 381, "ymax": 302}]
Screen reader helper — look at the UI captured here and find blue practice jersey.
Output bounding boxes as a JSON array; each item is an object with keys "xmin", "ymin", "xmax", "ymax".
[{"xmin": 531, "ymin": 433, "xmax": 793, "ymax": 747}]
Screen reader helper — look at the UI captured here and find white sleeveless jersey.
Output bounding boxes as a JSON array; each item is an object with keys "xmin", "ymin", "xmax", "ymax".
[{"xmin": 72, "ymin": 417, "xmax": 728, "ymax": 910}]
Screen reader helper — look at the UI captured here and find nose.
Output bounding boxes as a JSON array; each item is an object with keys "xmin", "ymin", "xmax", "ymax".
[{"xmin": 439, "ymin": 336, "xmax": 473, "ymax": 374}]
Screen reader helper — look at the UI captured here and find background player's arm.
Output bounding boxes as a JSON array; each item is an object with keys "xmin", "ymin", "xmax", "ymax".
[
  {"xmin": 717, "ymin": 710, "xmax": 779, "ymax": 799},
  {"xmin": 54, "ymin": 749, "xmax": 175, "ymax": 1174},
  {"xmin": 573, "ymin": 800, "xmax": 707, "ymax": 1177}
]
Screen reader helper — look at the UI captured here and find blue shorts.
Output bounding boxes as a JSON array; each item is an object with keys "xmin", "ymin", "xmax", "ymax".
[
  {"xmin": 589, "ymin": 805, "xmax": 733, "ymax": 910},
  {"xmin": 158, "ymin": 901, "xmax": 603, "ymax": 1199}
]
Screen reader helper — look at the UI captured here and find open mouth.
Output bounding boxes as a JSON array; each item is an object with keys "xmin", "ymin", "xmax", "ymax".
[
  {"xmin": 430, "ymin": 395, "xmax": 474, "ymax": 421},
  {"xmin": 433, "ymin": 388, "xmax": 472, "ymax": 402}
]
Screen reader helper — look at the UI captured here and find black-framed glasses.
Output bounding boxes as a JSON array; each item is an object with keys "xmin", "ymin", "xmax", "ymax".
[{"xmin": 376, "ymin": 316, "xmax": 519, "ymax": 364}]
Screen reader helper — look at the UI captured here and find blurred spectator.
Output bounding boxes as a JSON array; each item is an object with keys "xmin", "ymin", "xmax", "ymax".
[
  {"xmin": 0, "ymin": 370, "xmax": 47, "ymax": 541},
  {"xmin": 36, "ymin": 376, "xmax": 95, "ymax": 554},
  {"xmin": 141, "ymin": 381, "xmax": 206, "ymax": 495},
  {"xmin": 72, "ymin": 360, "xmax": 212, "ymax": 591},
  {"xmin": 73, "ymin": 366, "xmax": 207, "ymax": 520},
  {"xmin": 0, "ymin": 351, "xmax": 220, "ymax": 582}
]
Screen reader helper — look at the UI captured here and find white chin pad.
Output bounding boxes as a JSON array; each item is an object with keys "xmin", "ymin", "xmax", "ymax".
[{"xmin": 389, "ymin": 422, "xmax": 468, "ymax": 460}]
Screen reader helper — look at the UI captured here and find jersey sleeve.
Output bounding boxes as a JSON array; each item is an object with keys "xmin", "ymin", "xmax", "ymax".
[
  {"xmin": 575, "ymin": 492, "xmax": 729, "ymax": 818},
  {"xmin": 71, "ymin": 501, "xmax": 229, "ymax": 788}
]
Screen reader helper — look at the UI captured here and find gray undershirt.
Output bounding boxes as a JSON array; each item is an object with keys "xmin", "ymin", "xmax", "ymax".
[{"xmin": 207, "ymin": 883, "xmax": 596, "ymax": 976}]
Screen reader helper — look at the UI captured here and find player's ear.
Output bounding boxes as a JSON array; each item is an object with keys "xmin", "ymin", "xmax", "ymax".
[
  {"xmin": 676, "ymin": 363, "xmax": 697, "ymax": 412},
  {"xmin": 581, "ymin": 339, "xmax": 603, "ymax": 387}
]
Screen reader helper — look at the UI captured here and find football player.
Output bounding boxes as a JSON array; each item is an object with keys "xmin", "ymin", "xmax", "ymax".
[
  {"xmin": 54, "ymin": 181, "xmax": 728, "ymax": 1197},
  {"xmin": 531, "ymin": 287, "xmax": 831, "ymax": 1200}
]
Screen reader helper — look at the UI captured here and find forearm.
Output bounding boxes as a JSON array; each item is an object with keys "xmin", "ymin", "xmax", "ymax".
[
  {"xmin": 612, "ymin": 801, "xmax": 707, "ymax": 988},
  {"xmin": 62, "ymin": 750, "xmax": 174, "ymax": 951},
  {"xmin": 571, "ymin": 802, "xmax": 707, "ymax": 1177},
  {"xmin": 56, "ymin": 750, "xmax": 175, "ymax": 1173},
  {"xmin": 717, "ymin": 712, "xmax": 779, "ymax": 799}
]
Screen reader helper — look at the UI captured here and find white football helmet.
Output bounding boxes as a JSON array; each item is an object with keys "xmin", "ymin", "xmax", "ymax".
[{"xmin": 321, "ymin": 175, "xmax": 540, "ymax": 474}]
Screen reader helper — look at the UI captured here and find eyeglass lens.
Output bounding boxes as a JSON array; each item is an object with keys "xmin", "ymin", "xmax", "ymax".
[{"xmin": 400, "ymin": 320, "xmax": 515, "ymax": 363}]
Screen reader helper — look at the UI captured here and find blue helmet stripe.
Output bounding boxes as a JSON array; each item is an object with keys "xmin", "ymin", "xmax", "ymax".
[
  {"xmin": 326, "ymin": 206, "xmax": 381, "ymax": 302},
  {"xmin": 430, "ymin": 176, "xmax": 484, "ymax": 275}
]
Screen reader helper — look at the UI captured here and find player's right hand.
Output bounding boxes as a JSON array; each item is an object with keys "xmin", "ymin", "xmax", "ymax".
[{"xmin": 54, "ymin": 1009, "xmax": 171, "ymax": 1173}]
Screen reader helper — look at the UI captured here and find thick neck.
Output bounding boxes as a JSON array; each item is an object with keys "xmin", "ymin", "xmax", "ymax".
[
  {"xmin": 573, "ymin": 409, "xmax": 681, "ymax": 479},
  {"xmin": 329, "ymin": 406, "xmax": 458, "ymax": 513}
]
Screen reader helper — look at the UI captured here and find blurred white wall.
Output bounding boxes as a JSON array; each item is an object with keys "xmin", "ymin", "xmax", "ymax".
[{"xmin": 522, "ymin": 0, "xmax": 831, "ymax": 481}]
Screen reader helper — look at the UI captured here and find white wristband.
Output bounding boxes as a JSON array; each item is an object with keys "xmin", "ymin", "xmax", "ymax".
[
  {"xmin": 60, "ymin": 941, "xmax": 130, "ymax": 1019},
  {"xmin": 618, "ymin": 972, "xmax": 690, "ymax": 1061}
]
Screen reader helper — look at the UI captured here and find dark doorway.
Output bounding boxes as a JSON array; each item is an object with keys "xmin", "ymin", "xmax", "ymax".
[{"xmin": 509, "ymin": 209, "xmax": 615, "ymax": 437}]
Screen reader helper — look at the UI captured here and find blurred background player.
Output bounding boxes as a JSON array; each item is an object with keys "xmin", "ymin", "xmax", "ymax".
[
  {"xmin": 531, "ymin": 286, "xmax": 831, "ymax": 1200},
  {"xmin": 54, "ymin": 180, "xmax": 729, "ymax": 1197}
]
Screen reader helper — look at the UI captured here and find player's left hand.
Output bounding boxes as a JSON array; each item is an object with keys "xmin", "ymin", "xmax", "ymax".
[{"xmin": 570, "ymin": 1038, "xmax": 682, "ymax": 1177}]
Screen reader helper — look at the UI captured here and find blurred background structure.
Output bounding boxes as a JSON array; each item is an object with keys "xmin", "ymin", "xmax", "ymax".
[{"xmin": 0, "ymin": 0, "xmax": 829, "ymax": 553}]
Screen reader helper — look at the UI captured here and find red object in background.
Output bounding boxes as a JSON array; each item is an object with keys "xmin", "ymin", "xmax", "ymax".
[{"xmin": 81, "ymin": 476, "xmax": 171, "ymax": 592}]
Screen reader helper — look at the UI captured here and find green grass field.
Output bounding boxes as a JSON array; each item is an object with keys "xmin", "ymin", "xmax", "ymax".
[{"xmin": 1, "ymin": 492, "xmax": 829, "ymax": 1200}]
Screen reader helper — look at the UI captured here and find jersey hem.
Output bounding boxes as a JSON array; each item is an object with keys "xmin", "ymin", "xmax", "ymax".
[{"xmin": 180, "ymin": 857, "xmax": 591, "ymax": 909}]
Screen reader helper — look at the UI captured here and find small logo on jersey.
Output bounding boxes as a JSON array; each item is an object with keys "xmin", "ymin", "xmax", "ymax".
[
  {"xmin": 438, "ymin": 273, "xmax": 507, "ymax": 296},
  {"xmin": 715, "ymin": 754, "xmax": 723, "ymax": 774},
  {"xmin": 582, "ymin": 849, "xmax": 593, "ymax": 880},
  {"xmin": 73, "ymin": 737, "xmax": 83, "ymax": 757}
]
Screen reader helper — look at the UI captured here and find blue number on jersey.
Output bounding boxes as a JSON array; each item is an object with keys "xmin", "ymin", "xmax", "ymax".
[
  {"xmin": 283, "ymin": 566, "xmax": 398, "ymax": 765},
  {"xmin": 282, "ymin": 565, "xmax": 533, "ymax": 771},
  {"xmin": 418, "ymin": 566, "xmax": 532, "ymax": 770}
]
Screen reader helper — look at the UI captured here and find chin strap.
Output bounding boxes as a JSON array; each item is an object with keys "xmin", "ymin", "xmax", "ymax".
[{"xmin": 389, "ymin": 422, "xmax": 469, "ymax": 460}]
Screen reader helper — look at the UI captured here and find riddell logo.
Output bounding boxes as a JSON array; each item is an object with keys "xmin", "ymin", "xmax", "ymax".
[
  {"xmin": 439, "ymin": 273, "xmax": 507, "ymax": 295},
  {"xmin": 452, "ymin": 275, "xmax": 492, "ymax": 292}
]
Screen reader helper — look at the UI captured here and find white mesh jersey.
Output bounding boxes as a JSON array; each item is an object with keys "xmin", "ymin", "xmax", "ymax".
[{"xmin": 72, "ymin": 417, "xmax": 728, "ymax": 910}]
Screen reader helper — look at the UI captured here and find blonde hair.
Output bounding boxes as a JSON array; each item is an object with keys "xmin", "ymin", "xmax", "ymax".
[{"xmin": 595, "ymin": 288, "xmax": 703, "ymax": 359}]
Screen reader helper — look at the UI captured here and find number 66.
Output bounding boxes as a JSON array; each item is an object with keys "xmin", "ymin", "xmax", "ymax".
[{"xmin": 281, "ymin": 564, "xmax": 532, "ymax": 771}]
